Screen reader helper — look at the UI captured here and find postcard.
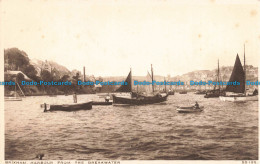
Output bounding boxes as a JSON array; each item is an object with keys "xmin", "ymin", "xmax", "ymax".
[{"xmin": 0, "ymin": 0, "xmax": 259, "ymax": 163}]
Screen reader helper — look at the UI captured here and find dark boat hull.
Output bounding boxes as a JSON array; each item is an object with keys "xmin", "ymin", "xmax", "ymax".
[
  {"xmin": 112, "ymin": 94, "xmax": 168, "ymax": 105},
  {"xmin": 168, "ymin": 91, "xmax": 175, "ymax": 95},
  {"xmin": 179, "ymin": 91, "xmax": 187, "ymax": 94},
  {"xmin": 195, "ymin": 91, "xmax": 206, "ymax": 95},
  {"xmin": 204, "ymin": 91, "xmax": 225, "ymax": 98},
  {"xmin": 49, "ymin": 101, "xmax": 92, "ymax": 111},
  {"xmin": 204, "ymin": 93, "xmax": 221, "ymax": 98}
]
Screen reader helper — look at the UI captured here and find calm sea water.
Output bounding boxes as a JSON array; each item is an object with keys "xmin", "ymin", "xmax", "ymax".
[{"xmin": 5, "ymin": 93, "xmax": 258, "ymax": 160}]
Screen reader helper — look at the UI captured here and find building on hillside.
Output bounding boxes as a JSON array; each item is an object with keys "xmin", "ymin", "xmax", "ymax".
[{"xmin": 4, "ymin": 71, "xmax": 31, "ymax": 81}]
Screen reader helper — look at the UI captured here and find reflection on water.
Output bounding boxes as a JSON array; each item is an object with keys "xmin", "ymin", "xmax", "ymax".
[{"xmin": 5, "ymin": 93, "xmax": 258, "ymax": 160}]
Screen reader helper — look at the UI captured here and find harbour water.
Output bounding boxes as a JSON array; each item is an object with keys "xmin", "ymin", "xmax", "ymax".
[{"xmin": 5, "ymin": 93, "xmax": 258, "ymax": 160}]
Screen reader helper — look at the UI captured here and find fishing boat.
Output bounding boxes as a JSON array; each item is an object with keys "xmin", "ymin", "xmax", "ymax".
[
  {"xmin": 219, "ymin": 45, "xmax": 258, "ymax": 102},
  {"xmin": 168, "ymin": 90, "xmax": 175, "ymax": 95},
  {"xmin": 113, "ymin": 93, "xmax": 168, "ymax": 105},
  {"xmin": 164, "ymin": 77, "xmax": 175, "ymax": 95},
  {"xmin": 179, "ymin": 82, "xmax": 188, "ymax": 94},
  {"xmin": 205, "ymin": 60, "xmax": 225, "ymax": 98},
  {"xmin": 205, "ymin": 90, "xmax": 225, "ymax": 98},
  {"xmin": 179, "ymin": 91, "xmax": 187, "ymax": 94},
  {"xmin": 41, "ymin": 101, "xmax": 92, "ymax": 112},
  {"xmin": 176, "ymin": 106, "xmax": 204, "ymax": 113},
  {"xmin": 112, "ymin": 65, "xmax": 168, "ymax": 105},
  {"xmin": 195, "ymin": 90, "xmax": 206, "ymax": 95}
]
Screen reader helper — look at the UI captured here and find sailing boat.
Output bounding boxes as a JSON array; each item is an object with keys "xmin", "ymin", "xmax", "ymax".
[
  {"xmin": 164, "ymin": 77, "xmax": 175, "ymax": 95},
  {"xmin": 204, "ymin": 60, "xmax": 224, "ymax": 98},
  {"xmin": 195, "ymin": 90, "xmax": 206, "ymax": 95},
  {"xmin": 112, "ymin": 65, "xmax": 169, "ymax": 105},
  {"xmin": 219, "ymin": 45, "xmax": 258, "ymax": 102},
  {"xmin": 5, "ymin": 78, "xmax": 23, "ymax": 101},
  {"xmin": 179, "ymin": 82, "xmax": 187, "ymax": 94}
]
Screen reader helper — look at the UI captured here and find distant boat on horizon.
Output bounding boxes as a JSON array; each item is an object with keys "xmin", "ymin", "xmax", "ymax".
[
  {"xmin": 179, "ymin": 91, "xmax": 187, "ymax": 94},
  {"xmin": 205, "ymin": 59, "xmax": 225, "ymax": 98},
  {"xmin": 195, "ymin": 90, "xmax": 207, "ymax": 95}
]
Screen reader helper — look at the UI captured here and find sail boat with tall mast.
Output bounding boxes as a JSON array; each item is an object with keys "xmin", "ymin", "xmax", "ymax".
[
  {"xmin": 179, "ymin": 82, "xmax": 187, "ymax": 94},
  {"xmin": 112, "ymin": 65, "xmax": 169, "ymax": 105},
  {"xmin": 204, "ymin": 59, "xmax": 224, "ymax": 98},
  {"xmin": 219, "ymin": 45, "xmax": 258, "ymax": 102}
]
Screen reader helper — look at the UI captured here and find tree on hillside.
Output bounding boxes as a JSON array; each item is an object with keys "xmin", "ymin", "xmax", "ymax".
[
  {"xmin": 4, "ymin": 48, "xmax": 39, "ymax": 81},
  {"xmin": 4, "ymin": 48, "xmax": 30, "ymax": 70},
  {"xmin": 40, "ymin": 70, "xmax": 54, "ymax": 94},
  {"xmin": 23, "ymin": 65, "xmax": 38, "ymax": 80}
]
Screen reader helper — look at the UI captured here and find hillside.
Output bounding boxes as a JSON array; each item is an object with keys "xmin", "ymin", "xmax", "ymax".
[
  {"xmin": 102, "ymin": 66, "xmax": 258, "ymax": 83},
  {"xmin": 30, "ymin": 59, "xmax": 71, "ymax": 78}
]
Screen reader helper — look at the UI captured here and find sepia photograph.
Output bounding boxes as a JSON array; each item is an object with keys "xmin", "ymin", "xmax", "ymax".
[{"xmin": 1, "ymin": 0, "xmax": 259, "ymax": 162}]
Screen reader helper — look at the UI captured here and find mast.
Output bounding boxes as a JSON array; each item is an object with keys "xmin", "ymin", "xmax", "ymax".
[
  {"xmin": 164, "ymin": 77, "xmax": 166, "ymax": 93},
  {"xmin": 151, "ymin": 64, "xmax": 154, "ymax": 93},
  {"xmin": 15, "ymin": 78, "xmax": 17, "ymax": 98},
  {"xmin": 244, "ymin": 44, "xmax": 246, "ymax": 96},
  {"xmin": 130, "ymin": 67, "xmax": 132, "ymax": 92},
  {"xmin": 83, "ymin": 66, "xmax": 86, "ymax": 82},
  {"xmin": 218, "ymin": 59, "xmax": 220, "ymax": 93}
]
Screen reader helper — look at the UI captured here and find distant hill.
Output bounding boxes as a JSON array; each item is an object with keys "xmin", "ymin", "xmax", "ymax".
[
  {"xmin": 170, "ymin": 65, "xmax": 258, "ymax": 82},
  {"xmin": 102, "ymin": 66, "xmax": 258, "ymax": 83},
  {"xmin": 27, "ymin": 57, "xmax": 259, "ymax": 84},
  {"xmin": 30, "ymin": 59, "xmax": 71, "ymax": 78}
]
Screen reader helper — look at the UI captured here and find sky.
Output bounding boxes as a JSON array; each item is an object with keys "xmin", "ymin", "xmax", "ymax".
[{"xmin": 1, "ymin": 0, "xmax": 260, "ymax": 77}]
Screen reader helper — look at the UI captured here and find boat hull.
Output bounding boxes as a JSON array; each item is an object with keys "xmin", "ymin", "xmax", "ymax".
[
  {"xmin": 168, "ymin": 91, "xmax": 175, "ymax": 95},
  {"xmin": 177, "ymin": 106, "xmax": 204, "ymax": 113},
  {"xmin": 204, "ymin": 93, "xmax": 225, "ymax": 98},
  {"xmin": 5, "ymin": 97, "xmax": 22, "ymax": 101},
  {"xmin": 112, "ymin": 94, "xmax": 168, "ymax": 105},
  {"xmin": 219, "ymin": 95, "xmax": 258, "ymax": 102},
  {"xmin": 204, "ymin": 94, "xmax": 219, "ymax": 98},
  {"xmin": 92, "ymin": 101, "xmax": 112, "ymax": 105},
  {"xmin": 49, "ymin": 101, "xmax": 92, "ymax": 111},
  {"xmin": 195, "ymin": 91, "xmax": 206, "ymax": 95}
]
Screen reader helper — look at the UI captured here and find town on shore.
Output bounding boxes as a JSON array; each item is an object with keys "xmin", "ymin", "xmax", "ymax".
[{"xmin": 4, "ymin": 47, "xmax": 258, "ymax": 96}]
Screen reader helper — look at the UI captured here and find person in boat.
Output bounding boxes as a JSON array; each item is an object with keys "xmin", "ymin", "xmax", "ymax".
[
  {"xmin": 253, "ymin": 88, "xmax": 258, "ymax": 95},
  {"xmin": 194, "ymin": 101, "xmax": 199, "ymax": 109},
  {"xmin": 105, "ymin": 95, "xmax": 110, "ymax": 102},
  {"xmin": 73, "ymin": 92, "xmax": 77, "ymax": 103},
  {"xmin": 156, "ymin": 93, "xmax": 162, "ymax": 98}
]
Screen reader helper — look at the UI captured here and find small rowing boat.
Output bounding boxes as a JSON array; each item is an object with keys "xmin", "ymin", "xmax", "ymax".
[
  {"xmin": 176, "ymin": 106, "xmax": 204, "ymax": 113},
  {"xmin": 5, "ymin": 96, "xmax": 22, "ymax": 101}
]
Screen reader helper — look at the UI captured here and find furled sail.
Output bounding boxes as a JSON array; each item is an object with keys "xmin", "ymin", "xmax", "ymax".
[
  {"xmin": 115, "ymin": 70, "xmax": 132, "ymax": 92},
  {"xmin": 225, "ymin": 54, "xmax": 245, "ymax": 93}
]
